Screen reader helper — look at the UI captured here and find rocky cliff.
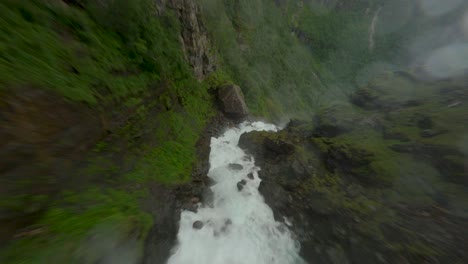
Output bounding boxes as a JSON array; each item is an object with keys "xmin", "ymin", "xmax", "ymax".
[
  {"xmin": 156, "ymin": 0, "xmax": 215, "ymax": 80},
  {"xmin": 239, "ymin": 71, "xmax": 468, "ymax": 263}
]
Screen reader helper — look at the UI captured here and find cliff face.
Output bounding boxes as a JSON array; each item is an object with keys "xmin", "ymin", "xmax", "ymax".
[
  {"xmin": 156, "ymin": 0, "xmax": 215, "ymax": 80},
  {"xmin": 238, "ymin": 72, "xmax": 468, "ymax": 263}
]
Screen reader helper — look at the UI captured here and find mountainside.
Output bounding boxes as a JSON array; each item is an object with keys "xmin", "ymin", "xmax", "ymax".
[
  {"xmin": 1, "ymin": 0, "xmax": 218, "ymax": 262},
  {"xmin": 239, "ymin": 72, "xmax": 468, "ymax": 263},
  {"xmin": 1, "ymin": 0, "xmax": 467, "ymax": 263}
]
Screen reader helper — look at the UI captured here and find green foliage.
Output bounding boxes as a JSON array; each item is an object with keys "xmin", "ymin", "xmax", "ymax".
[
  {"xmin": 0, "ymin": 0, "xmax": 215, "ymax": 262},
  {"xmin": 127, "ymin": 101, "xmax": 214, "ymax": 184},
  {"xmin": 0, "ymin": 0, "xmax": 188, "ymax": 104},
  {"xmin": 1, "ymin": 188, "xmax": 152, "ymax": 264},
  {"xmin": 199, "ymin": 0, "xmax": 405, "ymax": 119},
  {"xmin": 204, "ymin": 70, "xmax": 234, "ymax": 89},
  {"xmin": 199, "ymin": 0, "xmax": 326, "ymax": 120}
]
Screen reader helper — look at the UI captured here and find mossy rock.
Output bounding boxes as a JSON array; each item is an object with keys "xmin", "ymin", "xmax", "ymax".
[
  {"xmin": 313, "ymin": 103, "xmax": 364, "ymax": 137},
  {"xmin": 351, "ymin": 86, "xmax": 382, "ymax": 110},
  {"xmin": 238, "ymin": 130, "xmax": 295, "ymax": 161},
  {"xmin": 313, "ymin": 139, "xmax": 380, "ymax": 184}
]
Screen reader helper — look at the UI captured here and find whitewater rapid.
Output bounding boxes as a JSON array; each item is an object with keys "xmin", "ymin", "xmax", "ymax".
[{"xmin": 167, "ymin": 121, "xmax": 304, "ymax": 264}]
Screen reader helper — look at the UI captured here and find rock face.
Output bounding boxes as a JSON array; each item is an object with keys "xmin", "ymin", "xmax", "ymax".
[
  {"xmin": 155, "ymin": 0, "xmax": 215, "ymax": 80},
  {"xmin": 228, "ymin": 163, "xmax": 244, "ymax": 170},
  {"xmin": 239, "ymin": 99, "xmax": 468, "ymax": 264},
  {"xmin": 192, "ymin": 221, "xmax": 204, "ymax": 230},
  {"xmin": 239, "ymin": 131, "xmax": 295, "ymax": 164},
  {"xmin": 236, "ymin": 180, "xmax": 247, "ymax": 191},
  {"xmin": 217, "ymin": 85, "xmax": 249, "ymax": 119}
]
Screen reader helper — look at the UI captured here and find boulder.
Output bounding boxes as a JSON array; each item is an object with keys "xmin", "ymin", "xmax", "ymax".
[
  {"xmin": 217, "ymin": 85, "xmax": 249, "ymax": 119},
  {"xmin": 247, "ymin": 173, "xmax": 254, "ymax": 180},
  {"xmin": 237, "ymin": 180, "xmax": 247, "ymax": 191},
  {"xmin": 228, "ymin": 163, "xmax": 243, "ymax": 170},
  {"xmin": 192, "ymin": 221, "xmax": 204, "ymax": 230}
]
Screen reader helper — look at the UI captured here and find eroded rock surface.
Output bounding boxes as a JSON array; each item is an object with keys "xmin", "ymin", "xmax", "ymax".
[{"xmin": 155, "ymin": 0, "xmax": 215, "ymax": 80}]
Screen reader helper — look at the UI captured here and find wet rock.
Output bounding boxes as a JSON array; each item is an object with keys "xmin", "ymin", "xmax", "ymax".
[
  {"xmin": 192, "ymin": 221, "xmax": 204, "ymax": 230},
  {"xmin": 217, "ymin": 84, "xmax": 249, "ymax": 119},
  {"xmin": 327, "ymin": 246, "xmax": 349, "ymax": 264},
  {"xmin": 258, "ymin": 180, "xmax": 289, "ymax": 220},
  {"xmin": 264, "ymin": 137, "xmax": 295, "ymax": 156},
  {"xmin": 239, "ymin": 131, "xmax": 295, "ymax": 162},
  {"xmin": 242, "ymin": 155, "xmax": 252, "ymax": 161},
  {"xmin": 190, "ymin": 197, "xmax": 200, "ymax": 204},
  {"xmin": 228, "ymin": 163, "xmax": 243, "ymax": 170},
  {"xmin": 306, "ymin": 193, "xmax": 335, "ymax": 215},
  {"xmin": 220, "ymin": 219, "xmax": 232, "ymax": 233},
  {"xmin": 237, "ymin": 180, "xmax": 247, "ymax": 191},
  {"xmin": 247, "ymin": 173, "xmax": 254, "ymax": 180},
  {"xmin": 238, "ymin": 131, "xmax": 268, "ymax": 154},
  {"xmin": 291, "ymin": 160, "xmax": 305, "ymax": 175},
  {"xmin": 181, "ymin": 202, "xmax": 198, "ymax": 213}
]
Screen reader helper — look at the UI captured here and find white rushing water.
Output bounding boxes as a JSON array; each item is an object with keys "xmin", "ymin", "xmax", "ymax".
[{"xmin": 167, "ymin": 121, "xmax": 304, "ymax": 264}]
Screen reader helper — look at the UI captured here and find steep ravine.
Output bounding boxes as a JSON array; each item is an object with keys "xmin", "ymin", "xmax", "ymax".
[
  {"xmin": 2, "ymin": 0, "xmax": 468, "ymax": 263},
  {"xmin": 167, "ymin": 122, "xmax": 304, "ymax": 264}
]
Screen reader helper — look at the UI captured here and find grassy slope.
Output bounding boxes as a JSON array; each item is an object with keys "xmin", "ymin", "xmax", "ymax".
[
  {"xmin": 198, "ymin": 0, "xmax": 400, "ymax": 120},
  {"xmin": 0, "ymin": 1, "xmax": 216, "ymax": 263},
  {"xmin": 199, "ymin": 0, "xmax": 323, "ymax": 120}
]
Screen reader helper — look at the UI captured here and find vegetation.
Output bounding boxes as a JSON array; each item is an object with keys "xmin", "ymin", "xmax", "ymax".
[
  {"xmin": 0, "ymin": 0, "xmax": 214, "ymax": 262},
  {"xmin": 1, "ymin": 0, "xmax": 467, "ymax": 262},
  {"xmin": 243, "ymin": 69, "xmax": 468, "ymax": 261},
  {"xmin": 199, "ymin": 0, "xmax": 323, "ymax": 119},
  {"xmin": 198, "ymin": 0, "xmax": 402, "ymax": 120}
]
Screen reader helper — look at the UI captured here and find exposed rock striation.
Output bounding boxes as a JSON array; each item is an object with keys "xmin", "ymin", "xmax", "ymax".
[{"xmin": 155, "ymin": 0, "xmax": 215, "ymax": 80}]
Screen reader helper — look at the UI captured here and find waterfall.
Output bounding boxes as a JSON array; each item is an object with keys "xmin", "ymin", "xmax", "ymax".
[{"xmin": 167, "ymin": 122, "xmax": 304, "ymax": 264}]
